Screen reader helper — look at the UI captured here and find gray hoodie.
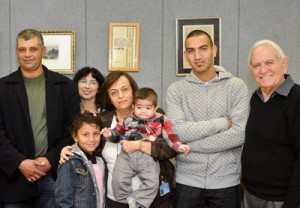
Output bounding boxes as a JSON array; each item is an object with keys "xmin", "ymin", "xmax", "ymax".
[{"xmin": 166, "ymin": 65, "xmax": 249, "ymax": 189}]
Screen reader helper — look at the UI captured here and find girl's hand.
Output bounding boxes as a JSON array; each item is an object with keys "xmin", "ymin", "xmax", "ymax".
[{"xmin": 59, "ymin": 146, "xmax": 73, "ymax": 164}]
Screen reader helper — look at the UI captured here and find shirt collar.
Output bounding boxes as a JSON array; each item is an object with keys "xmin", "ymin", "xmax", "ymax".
[
  {"xmin": 255, "ymin": 74, "xmax": 294, "ymax": 101},
  {"xmin": 80, "ymin": 146, "xmax": 97, "ymax": 164}
]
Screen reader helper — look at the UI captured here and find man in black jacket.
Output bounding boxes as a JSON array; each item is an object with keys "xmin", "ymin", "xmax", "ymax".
[{"xmin": 0, "ymin": 29, "xmax": 80, "ymax": 207}]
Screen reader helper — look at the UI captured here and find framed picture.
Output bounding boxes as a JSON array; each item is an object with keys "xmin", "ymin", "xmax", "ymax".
[
  {"xmin": 176, "ymin": 17, "xmax": 221, "ymax": 76},
  {"xmin": 40, "ymin": 31, "xmax": 75, "ymax": 74},
  {"xmin": 108, "ymin": 22, "xmax": 140, "ymax": 72}
]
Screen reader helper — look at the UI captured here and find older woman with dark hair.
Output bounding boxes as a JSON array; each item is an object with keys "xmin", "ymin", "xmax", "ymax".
[
  {"xmin": 73, "ymin": 66, "xmax": 105, "ymax": 113},
  {"xmin": 99, "ymin": 71, "xmax": 176, "ymax": 208}
]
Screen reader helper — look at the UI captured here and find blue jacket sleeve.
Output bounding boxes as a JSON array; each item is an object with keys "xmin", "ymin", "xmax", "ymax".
[{"xmin": 55, "ymin": 161, "xmax": 77, "ymax": 208}]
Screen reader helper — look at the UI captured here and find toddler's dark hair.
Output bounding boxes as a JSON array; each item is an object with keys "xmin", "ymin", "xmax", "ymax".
[{"xmin": 134, "ymin": 87, "xmax": 157, "ymax": 107}]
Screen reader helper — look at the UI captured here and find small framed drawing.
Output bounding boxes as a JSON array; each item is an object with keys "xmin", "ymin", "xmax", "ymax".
[
  {"xmin": 176, "ymin": 17, "xmax": 221, "ymax": 76},
  {"xmin": 108, "ymin": 22, "xmax": 140, "ymax": 72},
  {"xmin": 40, "ymin": 31, "xmax": 75, "ymax": 74}
]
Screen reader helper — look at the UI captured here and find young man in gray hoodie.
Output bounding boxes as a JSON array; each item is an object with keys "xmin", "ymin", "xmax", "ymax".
[{"xmin": 166, "ymin": 30, "xmax": 249, "ymax": 208}]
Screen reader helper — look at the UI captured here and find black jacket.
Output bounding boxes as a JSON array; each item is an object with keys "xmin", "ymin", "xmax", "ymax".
[{"xmin": 0, "ymin": 66, "xmax": 80, "ymax": 202}]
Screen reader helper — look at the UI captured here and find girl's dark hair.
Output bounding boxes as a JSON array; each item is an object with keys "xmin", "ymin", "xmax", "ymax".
[
  {"xmin": 99, "ymin": 71, "xmax": 139, "ymax": 111},
  {"xmin": 73, "ymin": 66, "xmax": 105, "ymax": 110},
  {"xmin": 70, "ymin": 112, "xmax": 102, "ymax": 135}
]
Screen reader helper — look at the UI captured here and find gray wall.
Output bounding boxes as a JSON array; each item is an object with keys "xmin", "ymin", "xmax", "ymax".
[{"xmin": 1, "ymin": 0, "xmax": 300, "ymax": 109}]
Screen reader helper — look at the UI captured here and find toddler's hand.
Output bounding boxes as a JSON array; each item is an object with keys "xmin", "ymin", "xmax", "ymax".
[
  {"xmin": 101, "ymin": 127, "xmax": 112, "ymax": 138},
  {"xmin": 178, "ymin": 144, "xmax": 190, "ymax": 154}
]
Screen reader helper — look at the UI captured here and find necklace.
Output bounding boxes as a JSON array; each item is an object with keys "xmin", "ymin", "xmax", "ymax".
[
  {"xmin": 115, "ymin": 108, "xmax": 133, "ymax": 122},
  {"xmin": 80, "ymin": 102, "xmax": 98, "ymax": 113}
]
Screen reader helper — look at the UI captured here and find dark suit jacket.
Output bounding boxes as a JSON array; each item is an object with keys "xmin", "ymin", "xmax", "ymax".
[{"xmin": 0, "ymin": 66, "xmax": 80, "ymax": 202}]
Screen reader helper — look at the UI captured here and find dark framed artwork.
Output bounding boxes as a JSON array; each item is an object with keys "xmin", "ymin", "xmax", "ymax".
[{"xmin": 176, "ymin": 17, "xmax": 221, "ymax": 76}]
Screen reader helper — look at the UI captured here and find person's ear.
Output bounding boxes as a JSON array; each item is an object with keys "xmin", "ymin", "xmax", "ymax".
[
  {"xmin": 212, "ymin": 45, "xmax": 217, "ymax": 58},
  {"xmin": 184, "ymin": 50, "xmax": 188, "ymax": 61},
  {"xmin": 72, "ymin": 132, "xmax": 78, "ymax": 143},
  {"xmin": 282, "ymin": 56, "xmax": 289, "ymax": 74},
  {"xmin": 42, "ymin": 46, "xmax": 46, "ymax": 56}
]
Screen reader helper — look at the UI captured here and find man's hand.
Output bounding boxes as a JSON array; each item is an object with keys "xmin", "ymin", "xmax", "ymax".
[
  {"xmin": 35, "ymin": 157, "xmax": 51, "ymax": 174},
  {"xmin": 227, "ymin": 119, "xmax": 233, "ymax": 129},
  {"xmin": 19, "ymin": 159, "xmax": 46, "ymax": 182}
]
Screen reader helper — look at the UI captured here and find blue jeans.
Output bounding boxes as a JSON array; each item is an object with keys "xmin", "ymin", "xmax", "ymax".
[
  {"xmin": 2, "ymin": 173, "xmax": 55, "ymax": 208},
  {"xmin": 37, "ymin": 173, "xmax": 55, "ymax": 208},
  {"xmin": 175, "ymin": 183, "xmax": 240, "ymax": 208}
]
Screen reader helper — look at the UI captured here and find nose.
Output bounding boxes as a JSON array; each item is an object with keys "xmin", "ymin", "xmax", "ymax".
[
  {"xmin": 24, "ymin": 49, "xmax": 31, "ymax": 57},
  {"xmin": 260, "ymin": 63, "xmax": 267, "ymax": 73},
  {"xmin": 84, "ymin": 82, "xmax": 91, "ymax": 88},
  {"xmin": 88, "ymin": 135, "xmax": 95, "ymax": 142},
  {"xmin": 195, "ymin": 49, "xmax": 202, "ymax": 59},
  {"xmin": 118, "ymin": 90, "xmax": 124, "ymax": 98}
]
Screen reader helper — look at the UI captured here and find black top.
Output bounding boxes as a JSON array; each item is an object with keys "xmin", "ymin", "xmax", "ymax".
[{"xmin": 242, "ymin": 75, "xmax": 300, "ymax": 208}]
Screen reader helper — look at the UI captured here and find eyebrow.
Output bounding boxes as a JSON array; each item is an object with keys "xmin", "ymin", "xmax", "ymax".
[
  {"xmin": 252, "ymin": 59, "xmax": 275, "ymax": 64},
  {"xmin": 81, "ymin": 78, "xmax": 97, "ymax": 81},
  {"xmin": 136, "ymin": 103, "xmax": 154, "ymax": 107},
  {"xmin": 186, "ymin": 44, "xmax": 209, "ymax": 51},
  {"xmin": 109, "ymin": 85, "xmax": 126, "ymax": 91}
]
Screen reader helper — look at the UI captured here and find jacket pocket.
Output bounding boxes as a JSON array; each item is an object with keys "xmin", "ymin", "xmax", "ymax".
[{"xmin": 75, "ymin": 165, "xmax": 88, "ymax": 175}]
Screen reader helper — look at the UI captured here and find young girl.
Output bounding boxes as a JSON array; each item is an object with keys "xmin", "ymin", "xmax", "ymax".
[{"xmin": 55, "ymin": 112, "xmax": 106, "ymax": 208}]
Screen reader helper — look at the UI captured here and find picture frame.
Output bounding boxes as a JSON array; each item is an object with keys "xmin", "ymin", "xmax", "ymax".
[
  {"xmin": 176, "ymin": 17, "xmax": 221, "ymax": 76},
  {"xmin": 108, "ymin": 22, "xmax": 140, "ymax": 72},
  {"xmin": 40, "ymin": 31, "xmax": 75, "ymax": 74}
]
